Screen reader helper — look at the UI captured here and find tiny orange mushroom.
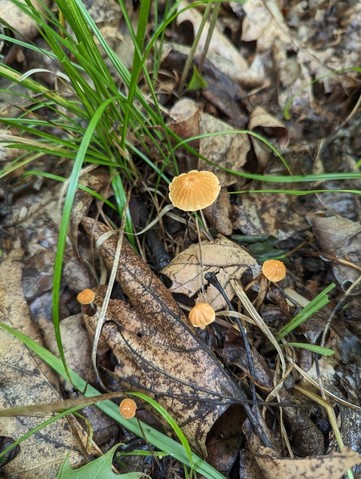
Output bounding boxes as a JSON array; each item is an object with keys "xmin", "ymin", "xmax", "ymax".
[
  {"xmin": 261, "ymin": 259, "xmax": 286, "ymax": 283},
  {"xmin": 189, "ymin": 302, "xmax": 216, "ymax": 329},
  {"xmin": 168, "ymin": 170, "xmax": 221, "ymax": 212},
  {"xmin": 76, "ymin": 288, "xmax": 96, "ymax": 305},
  {"xmin": 119, "ymin": 398, "xmax": 137, "ymax": 419}
]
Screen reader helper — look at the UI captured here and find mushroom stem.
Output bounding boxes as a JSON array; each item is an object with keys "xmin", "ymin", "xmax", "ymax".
[{"xmin": 195, "ymin": 215, "xmax": 205, "ymax": 296}]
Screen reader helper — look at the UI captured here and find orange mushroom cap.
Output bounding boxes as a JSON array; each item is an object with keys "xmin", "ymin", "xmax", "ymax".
[
  {"xmin": 119, "ymin": 398, "xmax": 137, "ymax": 419},
  {"xmin": 261, "ymin": 259, "xmax": 286, "ymax": 282},
  {"xmin": 189, "ymin": 302, "xmax": 216, "ymax": 329},
  {"xmin": 168, "ymin": 170, "xmax": 221, "ymax": 211},
  {"xmin": 76, "ymin": 288, "xmax": 96, "ymax": 305}
]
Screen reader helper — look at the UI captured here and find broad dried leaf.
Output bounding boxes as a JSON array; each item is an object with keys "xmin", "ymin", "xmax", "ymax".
[
  {"xmin": 199, "ymin": 113, "xmax": 251, "ymax": 187},
  {"xmin": 244, "ymin": 420, "xmax": 361, "ymax": 479},
  {"xmin": 0, "ymin": 247, "xmax": 85, "ymax": 478},
  {"xmin": 255, "ymin": 447, "xmax": 361, "ymax": 479},
  {"xmin": 161, "ymin": 236, "xmax": 259, "ymax": 310},
  {"xmin": 308, "ymin": 214, "xmax": 361, "ymax": 290},
  {"xmin": 81, "ymin": 218, "xmax": 251, "ymax": 456},
  {"xmin": 231, "ymin": 192, "xmax": 305, "ymax": 240},
  {"xmin": 241, "ymin": 0, "xmax": 289, "ymax": 52}
]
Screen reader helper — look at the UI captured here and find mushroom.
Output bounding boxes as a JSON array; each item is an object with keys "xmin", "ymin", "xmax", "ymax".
[
  {"xmin": 119, "ymin": 398, "xmax": 137, "ymax": 419},
  {"xmin": 168, "ymin": 170, "xmax": 221, "ymax": 212},
  {"xmin": 261, "ymin": 259, "xmax": 286, "ymax": 283},
  {"xmin": 76, "ymin": 288, "xmax": 96, "ymax": 305},
  {"xmin": 168, "ymin": 170, "xmax": 221, "ymax": 299},
  {"xmin": 188, "ymin": 302, "xmax": 216, "ymax": 329}
]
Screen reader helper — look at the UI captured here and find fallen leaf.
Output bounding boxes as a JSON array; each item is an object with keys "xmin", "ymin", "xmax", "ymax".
[
  {"xmin": 161, "ymin": 236, "xmax": 259, "ymax": 310},
  {"xmin": 177, "ymin": 1, "xmax": 248, "ymax": 82},
  {"xmin": 244, "ymin": 420, "xmax": 361, "ymax": 479},
  {"xmin": 255, "ymin": 447, "xmax": 361, "ymax": 479},
  {"xmin": 307, "ymin": 214, "xmax": 361, "ymax": 290},
  {"xmin": 81, "ymin": 218, "xmax": 264, "ymax": 456},
  {"xmin": 0, "ymin": 0, "xmax": 49, "ymax": 40},
  {"xmin": 248, "ymin": 106, "xmax": 290, "ymax": 149},
  {"xmin": 199, "ymin": 113, "xmax": 251, "ymax": 186},
  {"xmin": 241, "ymin": 0, "xmax": 289, "ymax": 52},
  {"xmin": 58, "ymin": 444, "xmax": 149, "ymax": 479}
]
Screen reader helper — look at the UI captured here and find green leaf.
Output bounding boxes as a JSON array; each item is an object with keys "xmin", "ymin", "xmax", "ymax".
[
  {"xmin": 276, "ymin": 283, "xmax": 336, "ymax": 340},
  {"xmin": 57, "ymin": 445, "xmax": 149, "ymax": 479},
  {"xmin": 187, "ymin": 66, "xmax": 208, "ymax": 90},
  {"xmin": 281, "ymin": 342, "xmax": 334, "ymax": 356}
]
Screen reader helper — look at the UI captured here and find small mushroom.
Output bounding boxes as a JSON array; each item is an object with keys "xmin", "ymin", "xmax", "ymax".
[
  {"xmin": 76, "ymin": 288, "xmax": 96, "ymax": 305},
  {"xmin": 261, "ymin": 259, "xmax": 286, "ymax": 283},
  {"xmin": 188, "ymin": 302, "xmax": 216, "ymax": 329},
  {"xmin": 168, "ymin": 170, "xmax": 221, "ymax": 211},
  {"xmin": 119, "ymin": 398, "xmax": 137, "ymax": 419}
]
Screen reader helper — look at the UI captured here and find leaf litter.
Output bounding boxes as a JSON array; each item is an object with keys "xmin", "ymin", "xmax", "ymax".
[{"xmin": 1, "ymin": 0, "xmax": 361, "ymax": 478}]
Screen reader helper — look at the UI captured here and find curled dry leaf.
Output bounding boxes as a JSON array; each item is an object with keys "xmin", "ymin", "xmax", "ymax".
[
  {"xmin": 161, "ymin": 236, "xmax": 259, "ymax": 310},
  {"xmin": 256, "ymin": 447, "xmax": 361, "ymax": 479},
  {"xmin": 177, "ymin": 1, "xmax": 248, "ymax": 82},
  {"xmin": 248, "ymin": 106, "xmax": 290, "ymax": 149},
  {"xmin": 81, "ymin": 218, "xmax": 258, "ymax": 456},
  {"xmin": 244, "ymin": 420, "xmax": 361, "ymax": 479},
  {"xmin": 307, "ymin": 214, "xmax": 361, "ymax": 290}
]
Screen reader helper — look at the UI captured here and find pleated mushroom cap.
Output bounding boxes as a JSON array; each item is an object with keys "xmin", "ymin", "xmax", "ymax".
[
  {"xmin": 169, "ymin": 170, "xmax": 221, "ymax": 211},
  {"xmin": 188, "ymin": 302, "xmax": 216, "ymax": 329},
  {"xmin": 261, "ymin": 259, "xmax": 286, "ymax": 282}
]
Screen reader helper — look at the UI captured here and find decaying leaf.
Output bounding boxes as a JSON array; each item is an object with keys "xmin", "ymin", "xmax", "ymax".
[
  {"xmin": 255, "ymin": 447, "xmax": 361, "ymax": 479},
  {"xmin": 241, "ymin": 0, "xmax": 289, "ymax": 52},
  {"xmin": 248, "ymin": 106, "xmax": 290, "ymax": 149},
  {"xmin": 0, "ymin": 246, "xmax": 85, "ymax": 478},
  {"xmin": 177, "ymin": 1, "xmax": 248, "ymax": 82},
  {"xmin": 308, "ymin": 214, "xmax": 361, "ymax": 290},
  {"xmin": 199, "ymin": 113, "xmax": 251, "ymax": 186},
  {"xmin": 244, "ymin": 419, "xmax": 361, "ymax": 479},
  {"xmin": 80, "ymin": 218, "xmax": 266, "ymax": 456},
  {"xmin": 161, "ymin": 236, "xmax": 259, "ymax": 310},
  {"xmin": 0, "ymin": 0, "xmax": 49, "ymax": 41}
]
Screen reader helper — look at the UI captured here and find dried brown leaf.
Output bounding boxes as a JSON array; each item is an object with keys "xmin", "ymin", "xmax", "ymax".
[
  {"xmin": 161, "ymin": 236, "xmax": 259, "ymax": 310},
  {"xmin": 241, "ymin": 0, "xmax": 289, "ymax": 52},
  {"xmin": 81, "ymin": 218, "xmax": 252, "ymax": 455},
  {"xmin": 177, "ymin": 1, "xmax": 248, "ymax": 82},
  {"xmin": 199, "ymin": 113, "xmax": 251, "ymax": 186},
  {"xmin": 0, "ymin": 245, "xmax": 85, "ymax": 478},
  {"xmin": 256, "ymin": 447, "xmax": 361, "ymax": 479},
  {"xmin": 244, "ymin": 419, "xmax": 361, "ymax": 479},
  {"xmin": 308, "ymin": 214, "xmax": 361, "ymax": 289},
  {"xmin": 249, "ymin": 106, "xmax": 290, "ymax": 149}
]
